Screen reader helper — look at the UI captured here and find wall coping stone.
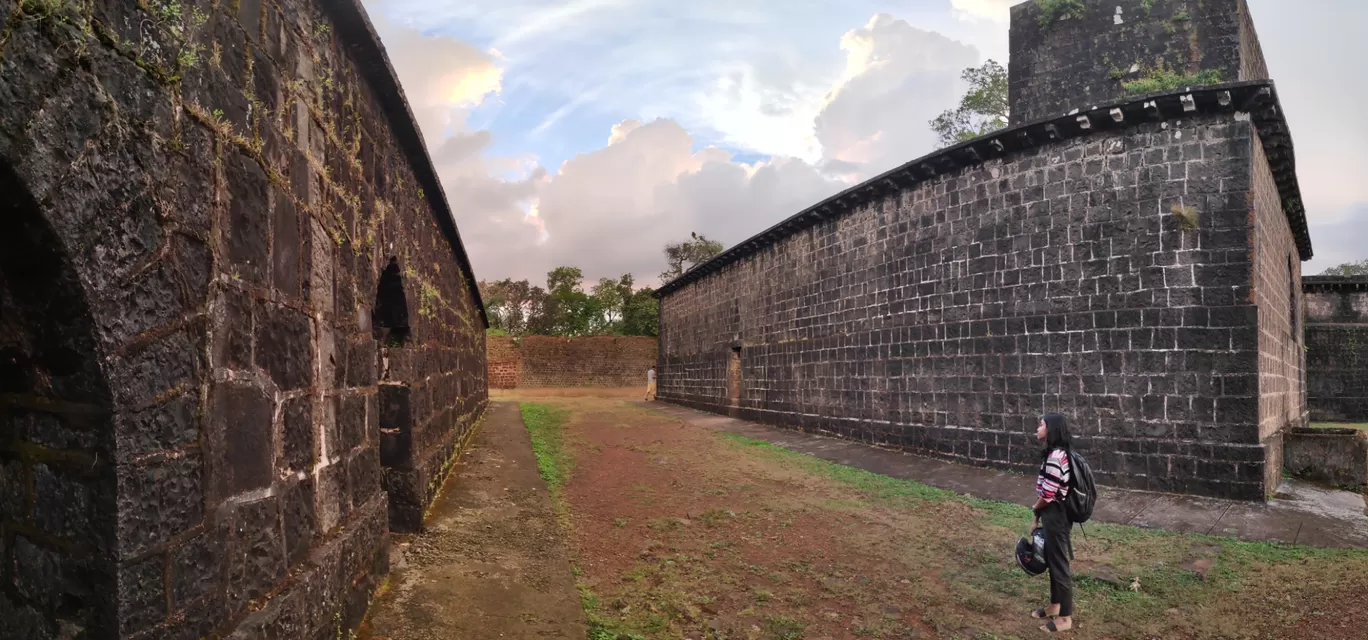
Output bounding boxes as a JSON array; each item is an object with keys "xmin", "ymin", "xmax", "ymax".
[
  {"xmin": 1303, "ymin": 276, "xmax": 1368, "ymax": 293},
  {"xmin": 320, "ymin": 0, "xmax": 488, "ymax": 327},
  {"xmin": 656, "ymin": 80, "xmax": 1310, "ymax": 298}
]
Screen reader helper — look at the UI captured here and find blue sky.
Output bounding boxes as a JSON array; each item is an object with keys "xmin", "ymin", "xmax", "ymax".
[{"xmin": 362, "ymin": 0, "xmax": 1368, "ymax": 285}]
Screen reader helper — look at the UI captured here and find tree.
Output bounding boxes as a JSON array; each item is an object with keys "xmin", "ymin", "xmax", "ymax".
[
  {"xmin": 478, "ymin": 278, "xmax": 549, "ymax": 335},
  {"xmin": 930, "ymin": 59, "xmax": 1009, "ymax": 148},
  {"xmin": 544, "ymin": 267, "xmax": 598, "ymax": 337},
  {"xmin": 660, "ymin": 232, "xmax": 725, "ymax": 283},
  {"xmin": 1322, "ymin": 260, "xmax": 1368, "ymax": 276},
  {"xmin": 622, "ymin": 287, "xmax": 659, "ymax": 337}
]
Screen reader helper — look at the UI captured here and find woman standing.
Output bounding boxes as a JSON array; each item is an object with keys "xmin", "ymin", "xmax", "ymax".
[{"xmin": 1030, "ymin": 413, "xmax": 1075, "ymax": 633}]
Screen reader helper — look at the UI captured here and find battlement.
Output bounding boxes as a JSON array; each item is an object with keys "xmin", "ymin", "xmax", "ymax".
[{"xmin": 1009, "ymin": 0, "xmax": 1269, "ymax": 125}]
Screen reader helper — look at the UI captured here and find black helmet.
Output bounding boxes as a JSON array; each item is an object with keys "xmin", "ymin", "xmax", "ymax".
[{"xmin": 1016, "ymin": 527, "xmax": 1047, "ymax": 576}]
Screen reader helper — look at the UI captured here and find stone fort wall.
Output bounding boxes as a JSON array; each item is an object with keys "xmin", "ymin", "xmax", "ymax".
[
  {"xmin": 659, "ymin": 110, "xmax": 1283, "ymax": 500},
  {"xmin": 0, "ymin": 0, "xmax": 487, "ymax": 638},
  {"xmin": 487, "ymin": 336, "xmax": 658, "ymax": 389},
  {"xmin": 1304, "ymin": 278, "xmax": 1368, "ymax": 423}
]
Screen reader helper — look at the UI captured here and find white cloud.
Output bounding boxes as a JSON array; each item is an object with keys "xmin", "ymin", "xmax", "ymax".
[
  {"xmin": 815, "ymin": 14, "xmax": 979, "ymax": 178},
  {"xmin": 949, "ymin": 0, "xmax": 1023, "ymax": 23}
]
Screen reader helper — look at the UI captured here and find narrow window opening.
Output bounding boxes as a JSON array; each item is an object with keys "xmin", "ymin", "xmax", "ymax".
[{"xmin": 373, "ymin": 256, "xmax": 411, "ymax": 348}]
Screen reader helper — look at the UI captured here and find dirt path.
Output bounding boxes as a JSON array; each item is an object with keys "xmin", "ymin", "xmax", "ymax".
[{"xmin": 360, "ymin": 401, "xmax": 586, "ymax": 640}]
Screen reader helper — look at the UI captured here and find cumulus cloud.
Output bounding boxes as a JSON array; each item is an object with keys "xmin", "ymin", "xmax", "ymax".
[
  {"xmin": 367, "ymin": 10, "xmax": 546, "ymax": 276},
  {"xmin": 533, "ymin": 119, "xmax": 842, "ymax": 280},
  {"xmin": 815, "ymin": 14, "xmax": 979, "ymax": 178},
  {"xmin": 365, "ymin": 1, "xmax": 986, "ymax": 286}
]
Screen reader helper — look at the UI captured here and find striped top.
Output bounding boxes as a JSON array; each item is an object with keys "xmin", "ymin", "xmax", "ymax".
[{"xmin": 1036, "ymin": 448, "xmax": 1071, "ymax": 502}]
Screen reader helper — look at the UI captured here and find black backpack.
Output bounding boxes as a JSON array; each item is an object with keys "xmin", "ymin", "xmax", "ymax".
[{"xmin": 1063, "ymin": 450, "xmax": 1096, "ymax": 525}]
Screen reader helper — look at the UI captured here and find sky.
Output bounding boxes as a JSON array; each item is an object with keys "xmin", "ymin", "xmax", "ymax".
[{"xmin": 359, "ymin": 0, "xmax": 1368, "ymax": 288}]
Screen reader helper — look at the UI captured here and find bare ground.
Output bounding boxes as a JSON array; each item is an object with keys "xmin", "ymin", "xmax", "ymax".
[
  {"xmin": 359, "ymin": 401, "xmax": 587, "ymax": 640},
  {"xmin": 509, "ymin": 390, "xmax": 1368, "ymax": 640},
  {"xmin": 362, "ymin": 389, "xmax": 1368, "ymax": 640}
]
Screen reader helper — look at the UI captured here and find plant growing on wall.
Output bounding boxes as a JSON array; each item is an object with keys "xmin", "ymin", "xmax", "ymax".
[
  {"xmin": 930, "ymin": 59, "xmax": 1009, "ymax": 148},
  {"xmin": 1035, "ymin": 0, "xmax": 1086, "ymax": 26},
  {"xmin": 1122, "ymin": 64, "xmax": 1223, "ymax": 95}
]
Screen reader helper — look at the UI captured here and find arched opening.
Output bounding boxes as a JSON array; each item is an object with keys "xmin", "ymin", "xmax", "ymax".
[{"xmin": 0, "ymin": 160, "xmax": 117, "ymax": 636}]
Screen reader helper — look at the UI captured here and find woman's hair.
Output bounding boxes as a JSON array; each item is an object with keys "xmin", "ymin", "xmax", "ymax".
[{"xmin": 1040, "ymin": 413, "xmax": 1072, "ymax": 460}]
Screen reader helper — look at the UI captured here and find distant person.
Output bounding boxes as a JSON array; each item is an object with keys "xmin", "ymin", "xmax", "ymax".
[
  {"xmin": 645, "ymin": 367, "xmax": 656, "ymax": 401},
  {"xmin": 1030, "ymin": 413, "xmax": 1075, "ymax": 633}
]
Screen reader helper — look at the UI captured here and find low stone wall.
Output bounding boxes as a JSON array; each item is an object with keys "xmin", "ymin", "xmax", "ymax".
[
  {"xmin": 486, "ymin": 336, "xmax": 658, "ymax": 388},
  {"xmin": 1283, "ymin": 428, "xmax": 1368, "ymax": 491},
  {"xmin": 1304, "ymin": 277, "xmax": 1368, "ymax": 422}
]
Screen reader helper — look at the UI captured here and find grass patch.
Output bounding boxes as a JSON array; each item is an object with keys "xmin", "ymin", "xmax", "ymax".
[
  {"xmin": 521, "ymin": 403, "xmax": 573, "ymax": 498},
  {"xmin": 1122, "ymin": 67, "xmax": 1223, "ymax": 95},
  {"xmin": 721, "ymin": 434, "xmax": 960, "ymax": 505}
]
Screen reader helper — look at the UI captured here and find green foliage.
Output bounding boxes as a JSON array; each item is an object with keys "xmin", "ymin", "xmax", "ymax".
[
  {"xmin": 485, "ymin": 327, "xmax": 509, "ymax": 337},
  {"xmin": 1322, "ymin": 260, "xmax": 1368, "ymax": 276},
  {"xmin": 1122, "ymin": 67, "xmax": 1223, "ymax": 95},
  {"xmin": 929, "ymin": 59, "xmax": 1009, "ymax": 148},
  {"xmin": 1141, "ymin": 0, "xmax": 1156, "ymax": 15},
  {"xmin": 660, "ymin": 231, "xmax": 725, "ymax": 283},
  {"xmin": 1035, "ymin": 0, "xmax": 1086, "ymax": 26},
  {"xmin": 621, "ymin": 287, "xmax": 659, "ymax": 338}
]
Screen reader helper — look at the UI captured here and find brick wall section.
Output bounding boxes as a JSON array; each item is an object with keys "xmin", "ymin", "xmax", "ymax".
[
  {"xmin": 486, "ymin": 336, "xmax": 658, "ymax": 388},
  {"xmin": 1304, "ymin": 279, "xmax": 1368, "ymax": 422},
  {"xmin": 0, "ymin": 0, "xmax": 488, "ymax": 637},
  {"xmin": 1249, "ymin": 134, "xmax": 1307, "ymax": 492},
  {"xmin": 487, "ymin": 336, "xmax": 523, "ymax": 388},
  {"xmin": 659, "ymin": 114, "xmax": 1280, "ymax": 500},
  {"xmin": 1009, "ymin": 0, "xmax": 1254, "ymax": 125}
]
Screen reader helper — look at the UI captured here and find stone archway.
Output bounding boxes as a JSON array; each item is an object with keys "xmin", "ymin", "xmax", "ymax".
[{"xmin": 0, "ymin": 159, "xmax": 118, "ymax": 639}]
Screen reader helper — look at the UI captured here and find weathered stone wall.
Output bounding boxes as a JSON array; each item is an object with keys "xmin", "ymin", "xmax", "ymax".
[
  {"xmin": 0, "ymin": 0, "xmax": 487, "ymax": 637},
  {"xmin": 1283, "ymin": 427, "xmax": 1368, "ymax": 491},
  {"xmin": 1304, "ymin": 278, "xmax": 1368, "ymax": 422},
  {"xmin": 486, "ymin": 336, "xmax": 658, "ymax": 388},
  {"xmin": 1009, "ymin": 0, "xmax": 1265, "ymax": 125},
  {"xmin": 1249, "ymin": 135, "xmax": 1306, "ymax": 492},
  {"xmin": 659, "ymin": 113, "xmax": 1283, "ymax": 500}
]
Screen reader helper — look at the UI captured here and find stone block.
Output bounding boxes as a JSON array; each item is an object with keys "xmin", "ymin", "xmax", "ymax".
[
  {"xmin": 226, "ymin": 495, "xmax": 286, "ymax": 605},
  {"xmin": 272, "ymin": 187, "xmax": 301, "ymax": 297},
  {"xmin": 32, "ymin": 464, "xmax": 94, "ymax": 542},
  {"xmin": 209, "ymin": 381, "xmax": 274, "ymax": 497},
  {"xmin": 337, "ymin": 392, "xmax": 366, "ymax": 455},
  {"xmin": 282, "ymin": 395, "xmax": 315, "ymax": 473},
  {"xmin": 214, "ymin": 285, "xmax": 254, "ymax": 371},
  {"xmin": 347, "ymin": 446, "xmax": 381, "ymax": 511},
  {"xmin": 224, "ymin": 152, "xmax": 271, "ymax": 284},
  {"xmin": 116, "ymin": 453, "xmax": 204, "ymax": 558},
  {"xmin": 117, "ymin": 553, "xmax": 167, "ymax": 635},
  {"xmin": 315, "ymin": 462, "xmax": 349, "ymax": 535},
  {"xmin": 253, "ymin": 301, "xmax": 314, "ymax": 391},
  {"xmin": 110, "ymin": 328, "xmax": 204, "ymax": 408},
  {"xmin": 115, "ymin": 391, "xmax": 200, "ymax": 463},
  {"xmin": 171, "ymin": 525, "xmax": 226, "ymax": 610},
  {"xmin": 282, "ymin": 476, "xmax": 316, "ymax": 566}
]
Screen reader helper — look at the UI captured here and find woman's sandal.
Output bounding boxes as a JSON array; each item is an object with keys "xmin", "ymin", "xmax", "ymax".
[
  {"xmin": 1041, "ymin": 620, "xmax": 1071, "ymax": 633},
  {"xmin": 1031, "ymin": 608, "xmax": 1055, "ymax": 620}
]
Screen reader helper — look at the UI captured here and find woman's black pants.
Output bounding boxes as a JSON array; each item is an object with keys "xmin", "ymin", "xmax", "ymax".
[{"xmin": 1041, "ymin": 502, "xmax": 1073, "ymax": 617}]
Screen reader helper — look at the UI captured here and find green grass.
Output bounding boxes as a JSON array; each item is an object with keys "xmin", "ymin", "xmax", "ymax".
[
  {"xmin": 521, "ymin": 403, "xmax": 573, "ymax": 498},
  {"xmin": 1122, "ymin": 68, "xmax": 1223, "ymax": 95}
]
